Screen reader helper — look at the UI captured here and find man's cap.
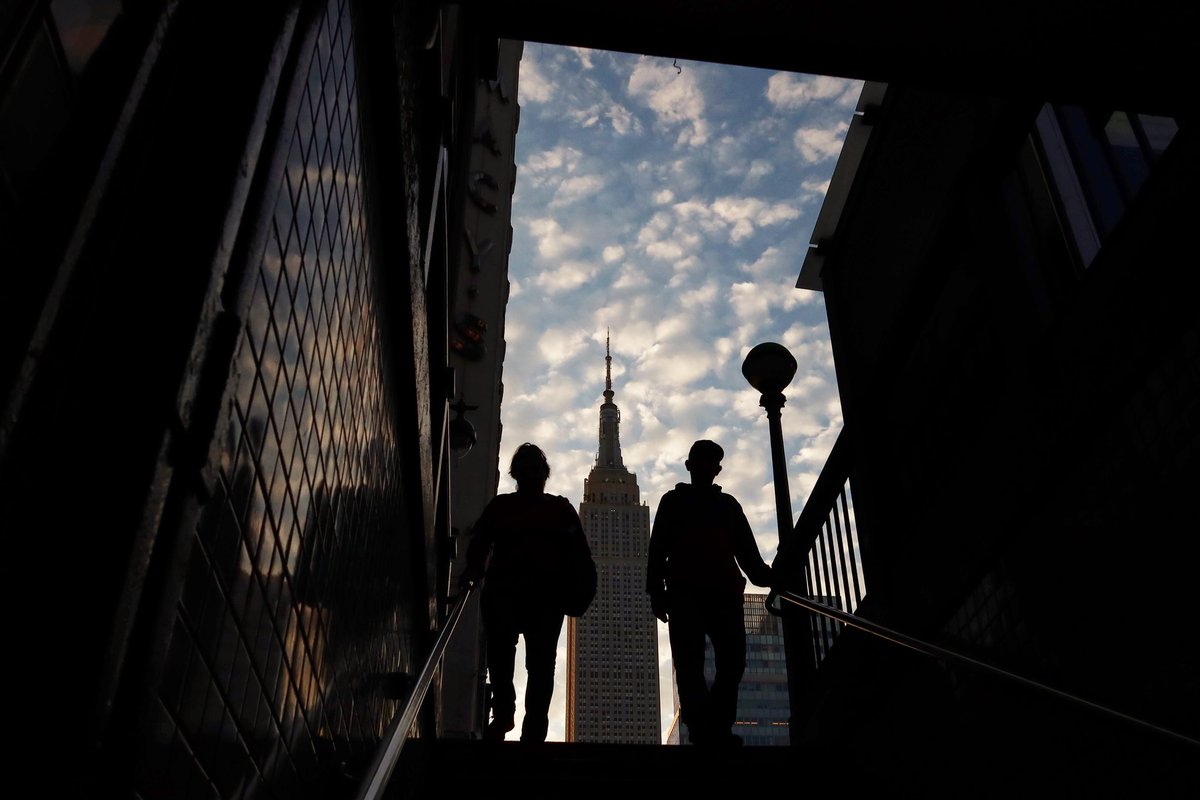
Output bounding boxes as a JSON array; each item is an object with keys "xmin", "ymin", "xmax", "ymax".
[{"xmin": 688, "ymin": 439, "xmax": 724, "ymax": 462}]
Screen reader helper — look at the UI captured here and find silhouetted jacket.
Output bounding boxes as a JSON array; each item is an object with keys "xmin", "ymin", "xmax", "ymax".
[
  {"xmin": 466, "ymin": 491, "xmax": 587, "ymax": 598},
  {"xmin": 646, "ymin": 482, "xmax": 772, "ymax": 598}
]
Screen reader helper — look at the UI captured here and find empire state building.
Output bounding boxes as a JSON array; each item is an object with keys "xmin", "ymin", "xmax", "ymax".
[{"xmin": 566, "ymin": 336, "xmax": 661, "ymax": 743}]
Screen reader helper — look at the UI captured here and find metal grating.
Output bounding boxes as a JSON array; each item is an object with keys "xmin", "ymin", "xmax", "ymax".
[{"xmin": 135, "ymin": 2, "xmax": 418, "ymax": 796}]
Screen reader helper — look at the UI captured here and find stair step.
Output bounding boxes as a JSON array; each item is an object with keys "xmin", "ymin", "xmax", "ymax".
[{"xmin": 387, "ymin": 739, "xmax": 859, "ymax": 798}]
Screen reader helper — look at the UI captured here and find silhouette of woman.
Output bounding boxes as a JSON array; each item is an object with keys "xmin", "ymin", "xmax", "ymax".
[{"xmin": 462, "ymin": 443, "xmax": 589, "ymax": 742}]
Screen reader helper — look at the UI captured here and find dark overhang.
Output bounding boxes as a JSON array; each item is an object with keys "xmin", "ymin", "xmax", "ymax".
[{"xmin": 465, "ymin": 0, "xmax": 1195, "ymax": 119}]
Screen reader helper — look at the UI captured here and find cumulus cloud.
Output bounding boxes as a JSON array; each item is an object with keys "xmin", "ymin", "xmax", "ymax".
[
  {"xmin": 794, "ymin": 122, "xmax": 851, "ymax": 163},
  {"xmin": 566, "ymin": 104, "xmax": 604, "ymax": 128},
  {"xmin": 802, "ymin": 177, "xmax": 832, "ymax": 197},
  {"xmin": 740, "ymin": 246, "xmax": 787, "ymax": 281},
  {"xmin": 528, "ymin": 217, "xmax": 582, "ymax": 260},
  {"xmin": 747, "ymin": 159, "xmax": 774, "ymax": 181},
  {"xmin": 607, "ymin": 103, "xmax": 641, "ymax": 136},
  {"xmin": 532, "ymin": 259, "xmax": 594, "ymax": 293},
  {"xmin": 637, "ymin": 211, "xmax": 703, "ymax": 262},
  {"xmin": 766, "ymin": 72, "xmax": 861, "ymax": 109},
  {"xmin": 638, "ymin": 342, "xmax": 715, "ymax": 388},
  {"xmin": 602, "ymin": 245, "xmax": 626, "ymax": 263},
  {"xmin": 519, "ymin": 52, "xmax": 555, "ymax": 103},
  {"xmin": 668, "ymin": 197, "xmax": 802, "ymax": 245},
  {"xmin": 537, "ymin": 326, "xmax": 593, "ymax": 367},
  {"xmin": 612, "ymin": 263, "xmax": 652, "ymax": 290},
  {"xmin": 627, "ymin": 57, "xmax": 710, "ymax": 147},
  {"xmin": 522, "ymin": 146, "xmax": 584, "ymax": 190},
  {"xmin": 552, "ymin": 173, "xmax": 606, "ymax": 206},
  {"xmin": 570, "ymin": 47, "xmax": 596, "ymax": 70},
  {"xmin": 679, "ymin": 280, "xmax": 720, "ymax": 309},
  {"xmin": 730, "ymin": 280, "xmax": 772, "ymax": 324},
  {"xmin": 644, "ymin": 239, "xmax": 686, "ymax": 261}
]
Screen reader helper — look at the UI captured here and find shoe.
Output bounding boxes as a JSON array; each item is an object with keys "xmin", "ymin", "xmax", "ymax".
[
  {"xmin": 484, "ymin": 716, "xmax": 514, "ymax": 741},
  {"xmin": 520, "ymin": 720, "xmax": 548, "ymax": 743}
]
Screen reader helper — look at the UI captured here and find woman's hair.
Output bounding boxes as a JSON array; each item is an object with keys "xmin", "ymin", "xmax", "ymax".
[{"xmin": 509, "ymin": 442, "xmax": 551, "ymax": 484}]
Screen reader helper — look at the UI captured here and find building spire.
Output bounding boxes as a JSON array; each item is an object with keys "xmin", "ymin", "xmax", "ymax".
[
  {"xmin": 596, "ymin": 330, "xmax": 624, "ymax": 469},
  {"xmin": 604, "ymin": 328, "xmax": 614, "ymax": 403}
]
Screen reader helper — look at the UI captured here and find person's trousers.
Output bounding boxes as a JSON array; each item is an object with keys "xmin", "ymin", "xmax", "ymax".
[
  {"xmin": 667, "ymin": 589, "xmax": 746, "ymax": 742},
  {"xmin": 482, "ymin": 588, "xmax": 565, "ymax": 742}
]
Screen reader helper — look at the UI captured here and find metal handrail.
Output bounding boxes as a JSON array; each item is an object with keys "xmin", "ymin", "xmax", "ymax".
[
  {"xmin": 354, "ymin": 581, "xmax": 478, "ymax": 800},
  {"xmin": 768, "ymin": 588, "xmax": 1200, "ymax": 750}
]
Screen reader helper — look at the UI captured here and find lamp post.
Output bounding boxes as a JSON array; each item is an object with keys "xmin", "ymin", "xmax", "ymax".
[
  {"xmin": 743, "ymin": 342, "xmax": 811, "ymax": 746},
  {"xmin": 741, "ymin": 342, "xmax": 798, "ymax": 546}
]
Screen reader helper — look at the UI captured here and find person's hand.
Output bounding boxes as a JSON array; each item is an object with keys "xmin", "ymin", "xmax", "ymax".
[
  {"xmin": 458, "ymin": 565, "xmax": 484, "ymax": 594},
  {"xmin": 651, "ymin": 591, "xmax": 669, "ymax": 623},
  {"xmin": 764, "ymin": 564, "xmax": 777, "ymax": 591}
]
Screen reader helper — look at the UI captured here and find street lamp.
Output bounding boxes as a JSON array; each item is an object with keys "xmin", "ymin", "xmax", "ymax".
[
  {"xmin": 741, "ymin": 342, "xmax": 798, "ymax": 546},
  {"xmin": 743, "ymin": 342, "xmax": 812, "ymax": 747}
]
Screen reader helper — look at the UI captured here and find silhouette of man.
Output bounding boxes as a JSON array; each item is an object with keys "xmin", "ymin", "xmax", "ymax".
[
  {"xmin": 462, "ymin": 443, "xmax": 589, "ymax": 743},
  {"xmin": 647, "ymin": 439, "xmax": 774, "ymax": 745}
]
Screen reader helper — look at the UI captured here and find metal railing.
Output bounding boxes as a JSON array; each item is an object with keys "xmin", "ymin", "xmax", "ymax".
[
  {"xmin": 768, "ymin": 588, "xmax": 1200, "ymax": 750},
  {"xmin": 774, "ymin": 428, "xmax": 864, "ymax": 663},
  {"xmin": 804, "ymin": 479, "xmax": 861, "ymax": 662},
  {"xmin": 354, "ymin": 581, "xmax": 478, "ymax": 800}
]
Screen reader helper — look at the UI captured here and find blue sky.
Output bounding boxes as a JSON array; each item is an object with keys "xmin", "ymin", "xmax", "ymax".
[{"xmin": 493, "ymin": 43, "xmax": 862, "ymax": 742}]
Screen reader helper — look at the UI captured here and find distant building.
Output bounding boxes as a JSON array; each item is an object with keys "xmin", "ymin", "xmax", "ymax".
[
  {"xmin": 671, "ymin": 593, "xmax": 793, "ymax": 745},
  {"xmin": 733, "ymin": 594, "xmax": 792, "ymax": 745},
  {"xmin": 566, "ymin": 337, "xmax": 660, "ymax": 743}
]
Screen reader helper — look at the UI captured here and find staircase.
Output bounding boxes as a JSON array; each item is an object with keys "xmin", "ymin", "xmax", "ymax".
[
  {"xmin": 384, "ymin": 739, "xmax": 865, "ymax": 799},
  {"xmin": 375, "ymin": 728, "xmax": 1200, "ymax": 799}
]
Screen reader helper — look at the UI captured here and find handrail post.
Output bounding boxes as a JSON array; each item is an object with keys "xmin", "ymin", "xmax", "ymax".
[{"xmin": 354, "ymin": 582, "xmax": 477, "ymax": 800}]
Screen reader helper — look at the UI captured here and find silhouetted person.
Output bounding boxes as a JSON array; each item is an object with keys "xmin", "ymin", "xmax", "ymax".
[
  {"xmin": 647, "ymin": 439, "xmax": 774, "ymax": 746},
  {"xmin": 462, "ymin": 443, "xmax": 589, "ymax": 742}
]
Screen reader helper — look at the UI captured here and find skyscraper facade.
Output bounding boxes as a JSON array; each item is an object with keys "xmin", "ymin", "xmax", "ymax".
[
  {"xmin": 730, "ymin": 593, "xmax": 791, "ymax": 745},
  {"xmin": 669, "ymin": 593, "xmax": 791, "ymax": 746},
  {"xmin": 566, "ymin": 338, "xmax": 660, "ymax": 743}
]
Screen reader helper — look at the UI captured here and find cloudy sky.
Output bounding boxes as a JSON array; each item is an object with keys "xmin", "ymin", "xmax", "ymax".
[{"xmin": 493, "ymin": 42, "xmax": 862, "ymax": 742}]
